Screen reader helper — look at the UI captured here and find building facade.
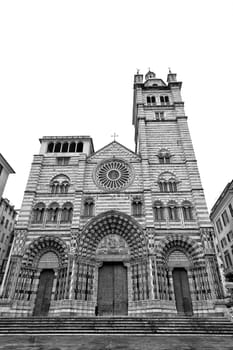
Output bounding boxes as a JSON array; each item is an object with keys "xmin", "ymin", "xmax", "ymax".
[
  {"xmin": 0, "ymin": 198, "xmax": 17, "ymax": 284},
  {"xmin": 0, "ymin": 154, "xmax": 15, "ymax": 200},
  {"xmin": 0, "ymin": 70, "xmax": 224, "ymax": 317},
  {"xmin": 210, "ymin": 181, "xmax": 233, "ymax": 285}
]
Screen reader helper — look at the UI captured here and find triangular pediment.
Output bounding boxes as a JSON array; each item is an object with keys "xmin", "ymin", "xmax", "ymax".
[{"xmin": 87, "ymin": 141, "xmax": 140, "ymax": 163}]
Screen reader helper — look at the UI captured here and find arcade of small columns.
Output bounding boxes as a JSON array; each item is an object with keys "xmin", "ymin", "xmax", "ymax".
[{"xmin": 1, "ymin": 211, "xmax": 223, "ymax": 316}]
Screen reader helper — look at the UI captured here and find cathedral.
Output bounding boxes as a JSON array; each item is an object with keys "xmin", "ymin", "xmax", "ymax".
[{"xmin": 0, "ymin": 70, "xmax": 225, "ymax": 317}]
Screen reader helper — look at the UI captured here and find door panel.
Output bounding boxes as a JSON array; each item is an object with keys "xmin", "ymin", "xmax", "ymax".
[
  {"xmin": 97, "ymin": 264, "xmax": 114, "ymax": 315},
  {"xmin": 172, "ymin": 268, "xmax": 193, "ymax": 315},
  {"xmin": 114, "ymin": 263, "xmax": 128, "ymax": 315},
  {"xmin": 33, "ymin": 269, "xmax": 54, "ymax": 316},
  {"xmin": 97, "ymin": 262, "xmax": 128, "ymax": 316}
]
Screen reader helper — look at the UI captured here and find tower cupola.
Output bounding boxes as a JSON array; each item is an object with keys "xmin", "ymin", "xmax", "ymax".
[{"xmin": 145, "ymin": 70, "xmax": 156, "ymax": 80}]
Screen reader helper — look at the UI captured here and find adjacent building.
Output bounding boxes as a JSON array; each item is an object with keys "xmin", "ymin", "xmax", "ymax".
[
  {"xmin": 0, "ymin": 198, "xmax": 17, "ymax": 284},
  {"xmin": 0, "ymin": 70, "xmax": 224, "ymax": 317},
  {"xmin": 210, "ymin": 180, "xmax": 233, "ymax": 282},
  {"xmin": 0, "ymin": 154, "xmax": 15, "ymax": 200}
]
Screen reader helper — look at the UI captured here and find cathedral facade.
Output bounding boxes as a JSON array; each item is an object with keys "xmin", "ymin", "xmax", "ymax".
[{"xmin": 0, "ymin": 71, "xmax": 224, "ymax": 317}]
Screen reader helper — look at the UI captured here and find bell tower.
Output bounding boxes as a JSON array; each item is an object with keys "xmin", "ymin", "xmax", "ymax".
[{"xmin": 132, "ymin": 69, "xmax": 210, "ymax": 227}]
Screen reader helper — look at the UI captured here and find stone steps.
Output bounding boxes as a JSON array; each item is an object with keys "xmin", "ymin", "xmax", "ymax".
[{"xmin": 0, "ymin": 316, "xmax": 232, "ymax": 335}]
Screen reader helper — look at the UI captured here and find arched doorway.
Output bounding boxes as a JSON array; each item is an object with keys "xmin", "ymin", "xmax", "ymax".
[
  {"xmin": 168, "ymin": 249, "xmax": 193, "ymax": 315},
  {"xmin": 78, "ymin": 211, "xmax": 145, "ymax": 316},
  {"xmin": 33, "ymin": 251, "xmax": 59, "ymax": 316}
]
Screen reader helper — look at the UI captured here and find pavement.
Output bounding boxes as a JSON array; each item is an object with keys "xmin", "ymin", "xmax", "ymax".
[{"xmin": 1, "ymin": 335, "xmax": 233, "ymax": 350}]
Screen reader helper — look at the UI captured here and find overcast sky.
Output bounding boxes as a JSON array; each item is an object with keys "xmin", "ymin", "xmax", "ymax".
[{"xmin": 0, "ymin": 0, "xmax": 232, "ymax": 211}]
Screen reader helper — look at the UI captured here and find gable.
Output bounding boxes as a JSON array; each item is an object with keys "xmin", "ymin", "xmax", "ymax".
[{"xmin": 87, "ymin": 141, "xmax": 141, "ymax": 163}]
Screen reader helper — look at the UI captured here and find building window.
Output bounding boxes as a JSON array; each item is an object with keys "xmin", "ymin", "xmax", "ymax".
[
  {"xmin": 224, "ymin": 251, "xmax": 232, "ymax": 268},
  {"xmin": 0, "ymin": 164, "xmax": 3, "ymax": 176},
  {"xmin": 221, "ymin": 237, "xmax": 227, "ymax": 249},
  {"xmin": 61, "ymin": 203, "xmax": 73, "ymax": 223},
  {"xmin": 167, "ymin": 201, "xmax": 179, "ymax": 221},
  {"xmin": 132, "ymin": 197, "xmax": 143, "ymax": 216},
  {"xmin": 222, "ymin": 210, "xmax": 229, "ymax": 226},
  {"xmin": 51, "ymin": 175, "xmax": 70, "ymax": 194},
  {"xmin": 57, "ymin": 157, "xmax": 70, "ymax": 166},
  {"xmin": 158, "ymin": 149, "xmax": 170, "ymax": 164},
  {"xmin": 0, "ymin": 216, "xmax": 5, "ymax": 225},
  {"xmin": 159, "ymin": 181, "xmax": 177, "ymax": 192},
  {"xmin": 160, "ymin": 95, "xmax": 170, "ymax": 105},
  {"xmin": 47, "ymin": 203, "xmax": 59, "ymax": 223},
  {"xmin": 77, "ymin": 142, "xmax": 84, "ymax": 152},
  {"xmin": 182, "ymin": 201, "xmax": 193, "ymax": 221},
  {"xmin": 47, "ymin": 142, "xmax": 54, "ymax": 153},
  {"xmin": 147, "ymin": 95, "xmax": 156, "ymax": 105},
  {"xmin": 69, "ymin": 142, "xmax": 76, "ymax": 152},
  {"xmin": 153, "ymin": 201, "xmax": 165, "ymax": 221},
  {"xmin": 32, "ymin": 203, "xmax": 45, "ymax": 223},
  {"xmin": 5, "ymin": 219, "xmax": 9, "ymax": 229},
  {"xmin": 47, "ymin": 141, "xmax": 84, "ymax": 153},
  {"xmin": 229, "ymin": 203, "xmax": 233, "ymax": 218},
  {"xmin": 54, "ymin": 142, "xmax": 61, "ymax": 152},
  {"xmin": 216, "ymin": 218, "xmax": 223, "ymax": 233},
  {"xmin": 83, "ymin": 198, "xmax": 94, "ymax": 217},
  {"xmin": 0, "ymin": 233, "xmax": 5, "ymax": 243},
  {"xmin": 227, "ymin": 231, "xmax": 233, "ymax": 243},
  {"xmin": 155, "ymin": 112, "xmax": 164, "ymax": 121}
]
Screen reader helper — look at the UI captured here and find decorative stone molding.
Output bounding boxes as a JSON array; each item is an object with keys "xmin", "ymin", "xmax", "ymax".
[{"xmin": 12, "ymin": 230, "xmax": 28, "ymax": 256}]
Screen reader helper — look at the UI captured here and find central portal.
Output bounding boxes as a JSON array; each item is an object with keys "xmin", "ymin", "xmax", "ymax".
[{"xmin": 97, "ymin": 262, "xmax": 128, "ymax": 316}]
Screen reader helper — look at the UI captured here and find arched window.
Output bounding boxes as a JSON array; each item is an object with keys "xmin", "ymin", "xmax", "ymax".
[
  {"xmin": 151, "ymin": 96, "xmax": 156, "ymax": 104},
  {"xmin": 158, "ymin": 172, "xmax": 178, "ymax": 193},
  {"xmin": 61, "ymin": 203, "xmax": 73, "ymax": 223},
  {"xmin": 153, "ymin": 201, "xmax": 165, "ymax": 221},
  {"xmin": 50, "ymin": 175, "xmax": 70, "ymax": 194},
  {"xmin": 160, "ymin": 95, "xmax": 170, "ymax": 105},
  {"xmin": 47, "ymin": 142, "xmax": 54, "ymax": 153},
  {"xmin": 69, "ymin": 142, "xmax": 76, "ymax": 152},
  {"xmin": 51, "ymin": 181, "xmax": 59, "ymax": 194},
  {"xmin": 54, "ymin": 142, "xmax": 61, "ymax": 153},
  {"xmin": 158, "ymin": 149, "xmax": 171, "ymax": 164},
  {"xmin": 132, "ymin": 197, "xmax": 143, "ymax": 216},
  {"xmin": 182, "ymin": 201, "xmax": 194, "ymax": 221},
  {"xmin": 47, "ymin": 202, "xmax": 59, "ymax": 223},
  {"xmin": 168, "ymin": 181, "xmax": 177, "ymax": 192},
  {"xmin": 32, "ymin": 203, "xmax": 45, "ymax": 223},
  {"xmin": 83, "ymin": 198, "xmax": 94, "ymax": 217},
  {"xmin": 76, "ymin": 142, "xmax": 83, "ymax": 152},
  {"xmin": 167, "ymin": 201, "xmax": 179, "ymax": 221},
  {"xmin": 62, "ymin": 142, "xmax": 68, "ymax": 152},
  {"xmin": 60, "ymin": 181, "xmax": 69, "ymax": 194},
  {"xmin": 147, "ymin": 95, "xmax": 156, "ymax": 105}
]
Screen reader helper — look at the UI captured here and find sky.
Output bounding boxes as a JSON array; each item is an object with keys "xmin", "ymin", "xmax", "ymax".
[{"xmin": 0, "ymin": 0, "xmax": 232, "ymax": 211}]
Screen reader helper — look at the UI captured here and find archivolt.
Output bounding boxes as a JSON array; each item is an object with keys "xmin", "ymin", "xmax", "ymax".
[
  {"xmin": 77, "ymin": 210, "xmax": 146, "ymax": 259},
  {"xmin": 156, "ymin": 234, "xmax": 204, "ymax": 265},
  {"xmin": 22, "ymin": 235, "xmax": 68, "ymax": 267}
]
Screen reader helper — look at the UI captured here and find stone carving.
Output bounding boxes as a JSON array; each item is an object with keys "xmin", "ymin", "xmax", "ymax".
[{"xmin": 96, "ymin": 234, "xmax": 130, "ymax": 256}]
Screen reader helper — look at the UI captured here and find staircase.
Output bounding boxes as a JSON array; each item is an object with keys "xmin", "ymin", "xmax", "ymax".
[{"xmin": 0, "ymin": 315, "xmax": 233, "ymax": 335}]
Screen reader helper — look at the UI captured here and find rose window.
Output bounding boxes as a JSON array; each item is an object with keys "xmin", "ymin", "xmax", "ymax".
[{"xmin": 95, "ymin": 159, "xmax": 132, "ymax": 191}]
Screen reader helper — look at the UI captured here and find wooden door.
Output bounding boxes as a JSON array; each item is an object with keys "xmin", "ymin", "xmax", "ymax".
[
  {"xmin": 97, "ymin": 262, "xmax": 128, "ymax": 316},
  {"xmin": 172, "ymin": 268, "xmax": 193, "ymax": 315},
  {"xmin": 33, "ymin": 269, "xmax": 54, "ymax": 316}
]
